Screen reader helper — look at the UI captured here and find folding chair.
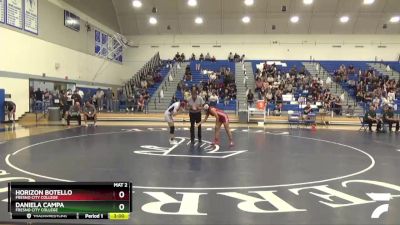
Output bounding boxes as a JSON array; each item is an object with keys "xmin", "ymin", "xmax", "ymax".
[
  {"xmin": 358, "ymin": 116, "xmax": 368, "ymax": 132},
  {"xmin": 288, "ymin": 110, "xmax": 300, "ymax": 129},
  {"xmin": 303, "ymin": 113, "xmax": 317, "ymax": 128}
]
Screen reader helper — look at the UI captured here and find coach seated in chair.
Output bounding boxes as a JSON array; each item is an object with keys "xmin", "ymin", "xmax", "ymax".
[
  {"xmin": 83, "ymin": 101, "xmax": 97, "ymax": 127},
  {"xmin": 383, "ymin": 105, "xmax": 399, "ymax": 133},
  {"xmin": 66, "ymin": 102, "xmax": 82, "ymax": 127},
  {"xmin": 363, "ymin": 105, "xmax": 382, "ymax": 132}
]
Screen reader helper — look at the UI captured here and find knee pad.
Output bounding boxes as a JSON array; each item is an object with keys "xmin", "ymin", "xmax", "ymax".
[{"xmin": 170, "ymin": 126, "xmax": 175, "ymax": 134}]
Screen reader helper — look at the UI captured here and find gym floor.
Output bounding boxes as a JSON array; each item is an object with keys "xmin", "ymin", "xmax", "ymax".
[{"xmin": 0, "ymin": 121, "xmax": 399, "ymax": 225}]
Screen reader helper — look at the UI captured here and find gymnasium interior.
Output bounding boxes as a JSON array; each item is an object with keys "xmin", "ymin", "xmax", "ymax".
[{"xmin": 0, "ymin": 0, "xmax": 400, "ymax": 224}]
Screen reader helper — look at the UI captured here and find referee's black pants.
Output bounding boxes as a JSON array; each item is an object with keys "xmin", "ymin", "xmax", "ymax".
[{"xmin": 190, "ymin": 112, "xmax": 202, "ymax": 142}]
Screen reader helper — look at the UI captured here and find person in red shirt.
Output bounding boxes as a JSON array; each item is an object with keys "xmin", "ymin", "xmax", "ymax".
[{"xmin": 197, "ymin": 104, "xmax": 234, "ymax": 146}]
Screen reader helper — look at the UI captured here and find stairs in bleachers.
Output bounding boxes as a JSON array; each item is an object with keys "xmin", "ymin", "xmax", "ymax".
[
  {"xmin": 147, "ymin": 65, "xmax": 171, "ymax": 98},
  {"xmin": 316, "ymin": 61, "xmax": 371, "ymax": 115},
  {"xmin": 175, "ymin": 60, "xmax": 237, "ymax": 112},
  {"xmin": 235, "ymin": 62, "xmax": 255, "ymax": 111},
  {"xmin": 148, "ymin": 63, "xmax": 188, "ymax": 112},
  {"xmin": 367, "ymin": 62, "xmax": 400, "ymax": 81}
]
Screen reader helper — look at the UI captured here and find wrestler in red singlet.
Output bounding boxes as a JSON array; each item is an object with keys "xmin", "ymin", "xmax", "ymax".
[{"xmin": 197, "ymin": 104, "xmax": 234, "ymax": 146}]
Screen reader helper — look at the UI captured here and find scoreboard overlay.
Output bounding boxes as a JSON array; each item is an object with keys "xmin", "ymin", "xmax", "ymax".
[{"xmin": 8, "ymin": 182, "xmax": 132, "ymax": 220}]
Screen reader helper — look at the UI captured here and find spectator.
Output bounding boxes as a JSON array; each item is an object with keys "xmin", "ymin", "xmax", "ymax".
[
  {"xmin": 66, "ymin": 101, "xmax": 82, "ymax": 127},
  {"xmin": 174, "ymin": 52, "xmax": 181, "ymax": 61},
  {"xmin": 363, "ymin": 105, "xmax": 382, "ymax": 132},
  {"xmin": 4, "ymin": 101, "xmax": 16, "ymax": 123},
  {"xmin": 228, "ymin": 52, "xmax": 234, "ymax": 62},
  {"xmin": 209, "ymin": 91, "xmax": 218, "ymax": 106},
  {"xmin": 77, "ymin": 88, "xmax": 84, "ymax": 105},
  {"xmin": 127, "ymin": 94, "xmax": 135, "ymax": 113},
  {"xmin": 143, "ymin": 91, "xmax": 150, "ymax": 113},
  {"xmin": 72, "ymin": 90, "xmax": 82, "ymax": 107},
  {"xmin": 190, "ymin": 53, "xmax": 196, "ymax": 61},
  {"xmin": 383, "ymin": 105, "xmax": 399, "ymax": 132},
  {"xmin": 105, "ymin": 88, "xmax": 113, "ymax": 112},
  {"xmin": 95, "ymin": 88, "xmax": 104, "ymax": 111},
  {"xmin": 83, "ymin": 101, "xmax": 97, "ymax": 127},
  {"xmin": 240, "ymin": 54, "xmax": 245, "ymax": 63},
  {"xmin": 199, "ymin": 53, "xmax": 204, "ymax": 61},
  {"xmin": 247, "ymin": 89, "xmax": 254, "ymax": 107},
  {"xmin": 34, "ymin": 88, "xmax": 43, "ymax": 105},
  {"xmin": 211, "ymin": 56, "xmax": 216, "ymax": 62},
  {"xmin": 60, "ymin": 91, "xmax": 69, "ymax": 119},
  {"xmin": 303, "ymin": 102, "xmax": 312, "ymax": 120},
  {"xmin": 137, "ymin": 94, "xmax": 145, "ymax": 112},
  {"xmin": 205, "ymin": 53, "xmax": 211, "ymax": 61},
  {"xmin": 118, "ymin": 90, "xmax": 127, "ymax": 112}
]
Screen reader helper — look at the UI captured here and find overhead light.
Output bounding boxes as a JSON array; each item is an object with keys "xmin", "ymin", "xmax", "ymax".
[
  {"xmin": 244, "ymin": 0, "xmax": 254, "ymax": 6},
  {"xmin": 242, "ymin": 16, "xmax": 250, "ymax": 23},
  {"xmin": 149, "ymin": 17, "xmax": 157, "ymax": 25},
  {"xmin": 188, "ymin": 0, "xmax": 197, "ymax": 7},
  {"xmin": 303, "ymin": 0, "xmax": 313, "ymax": 5},
  {"xmin": 290, "ymin": 16, "xmax": 299, "ymax": 23},
  {"xmin": 363, "ymin": 0, "xmax": 374, "ymax": 5},
  {"xmin": 132, "ymin": 0, "xmax": 142, "ymax": 8},
  {"xmin": 195, "ymin": 17, "xmax": 203, "ymax": 24},
  {"xmin": 340, "ymin": 16, "xmax": 349, "ymax": 23},
  {"xmin": 390, "ymin": 16, "xmax": 400, "ymax": 23}
]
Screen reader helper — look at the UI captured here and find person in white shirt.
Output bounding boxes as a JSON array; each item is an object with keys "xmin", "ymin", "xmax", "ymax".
[
  {"xmin": 165, "ymin": 100, "xmax": 187, "ymax": 144},
  {"xmin": 325, "ymin": 76, "xmax": 332, "ymax": 88},
  {"xmin": 388, "ymin": 89, "xmax": 396, "ymax": 104},
  {"xmin": 95, "ymin": 88, "xmax": 104, "ymax": 111}
]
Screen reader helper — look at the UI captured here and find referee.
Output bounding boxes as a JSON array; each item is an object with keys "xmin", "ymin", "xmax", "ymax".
[{"xmin": 188, "ymin": 87, "xmax": 204, "ymax": 144}]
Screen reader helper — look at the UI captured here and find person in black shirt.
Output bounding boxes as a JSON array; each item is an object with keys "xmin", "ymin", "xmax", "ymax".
[
  {"xmin": 71, "ymin": 90, "xmax": 81, "ymax": 106},
  {"xmin": 34, "ymin": 88, "xmax": 43, "ymax": 102},
  {"xmin": 247, "ymin": 90, "xmax": 254, "ymax": 107},
  {"xmin": 363, "ymin": 106, "xmax": 382, "ymax": 132},
  {"xmin": 383, "ymin": 105, "xmax": 399, "ymax": 132}
]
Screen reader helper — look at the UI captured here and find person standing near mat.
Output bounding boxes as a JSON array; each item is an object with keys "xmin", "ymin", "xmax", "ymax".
[
  {"xmin": 188, "ymin": 88, "xmax": 204, "ymax": 144},
  {"xmin": 165, "ymin": 100, "xmax": 187, "ymax": 145},
  {"xmin": 4, "ymin": 101, "xmax": 16, "ymax": 123},
  {"xmin": 197, "ymin": 104, "xmax": 234, "ymax": 147}
]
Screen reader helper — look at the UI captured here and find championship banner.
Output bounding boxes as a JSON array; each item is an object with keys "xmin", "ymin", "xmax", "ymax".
[
  {"xmin": 0, "ymin": 0, "xmax": 5, "ymax": 23},
  {"xmin": 24, "ymin": 0, "xmax": 38, "ymax": 34},
  {"xmin": 6, "ymin": 0, "xmax": 23, "ymax": 29}
]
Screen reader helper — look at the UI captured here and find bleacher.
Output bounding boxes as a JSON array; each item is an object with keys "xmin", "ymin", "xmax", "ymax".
[
  {"xmin": 147, "ymin": 62, "xmax": 171, "ymax": 98},
  {"xmin": 175, "ymin": 60, "xmax": 237, "ymax": 111},
  {"xmin": 320, "ymin": 61, "xmax": 399, "ymax": 114},
  {"xmin": 251, "ymin": 60, "xmax": 309, "ymax": 77},
  {"xmin": 250, "ymin": 60, "xmax": 315, "ymax": 113},
  {"xmin": 387, "ymin": 61, "xmax": 400, "ymax": 74}
]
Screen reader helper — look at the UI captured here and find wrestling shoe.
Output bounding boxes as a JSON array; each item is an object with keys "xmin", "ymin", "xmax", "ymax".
[
  {"xmin": 212, "ymin": 139, "xmax": 220, "ymax": 145},
  {"xmin": 169, "ymin": 139, "xmax": 178, "ymax": 145},
  {"xmin": 229, "ymin": 141, "xmax": 235, "ymax": 147}
]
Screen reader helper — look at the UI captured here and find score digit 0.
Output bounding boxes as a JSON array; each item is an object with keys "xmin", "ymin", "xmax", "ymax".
[{"xmin": 119, "ymin": 191, "xmax": 125, "ymax": 199}]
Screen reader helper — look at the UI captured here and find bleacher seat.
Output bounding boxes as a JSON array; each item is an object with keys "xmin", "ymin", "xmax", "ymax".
[{"xmin": 175, "ymin": 60, "xmax": 236, "ymax": 111}]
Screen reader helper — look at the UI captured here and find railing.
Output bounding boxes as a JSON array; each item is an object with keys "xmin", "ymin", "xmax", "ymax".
[
  {"xmin": 122, "ymin": 52, "xmax": 162, "ymax": 97},
  {"xmin": 152, "ymin": 63, "xmax": 179, "ymax": 111}
]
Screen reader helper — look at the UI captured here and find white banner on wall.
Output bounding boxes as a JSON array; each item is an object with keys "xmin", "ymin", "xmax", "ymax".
[
  {"xmin": 24, "ymin": 0, "xmax": 37, "ymax": 34},
  {"xmin": 6, "ymin": 0, "xmax": 23, "ymax": 29},
  {"xmin": 0, "ymin": 0, "xmax": 5, "ymax": 23}
]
